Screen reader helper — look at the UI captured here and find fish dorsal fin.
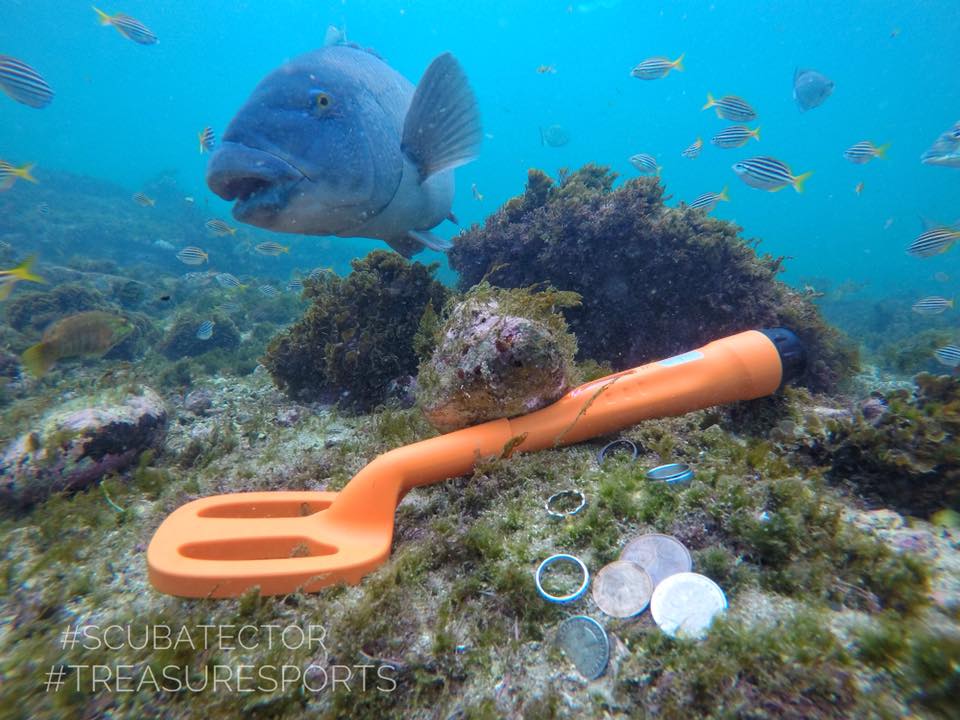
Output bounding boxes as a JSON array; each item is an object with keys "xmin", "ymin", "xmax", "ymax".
[{"xmin": 401, "ymin": 52, "xmax": 482, "ymax": 182}]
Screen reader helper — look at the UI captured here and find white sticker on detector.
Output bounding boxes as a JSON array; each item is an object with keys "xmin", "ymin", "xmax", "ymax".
[{"xmin": 658, "ymin": 350, "xmax": 704, "ymax": 367}]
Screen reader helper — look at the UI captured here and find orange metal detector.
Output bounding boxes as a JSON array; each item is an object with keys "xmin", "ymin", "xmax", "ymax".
[{"xmin": 148, "ymin": 328, "xmax": 804, "ymax": 597}]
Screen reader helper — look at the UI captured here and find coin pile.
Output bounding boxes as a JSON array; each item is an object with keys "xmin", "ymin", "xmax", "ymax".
[{"xmin": 593, "ymin": 533, "xmax": 726, "ymax": 637}]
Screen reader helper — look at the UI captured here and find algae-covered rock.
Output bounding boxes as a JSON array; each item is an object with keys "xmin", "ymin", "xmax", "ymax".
[
  {"xmin": 449, "ymin": 165, "xmax": 858, "ymax": 392},
  {"xmin": 156, "ymin": 313, "xmax": 240, "ymax": 359},
  {"xmin": 0, "ymin": 385, "xmax": 167, "ymax": 507},
  {"xmin": 814, "ymin": 373, "xmax": 960, "ymax": 517},
  {"xmin": 262, "ymin": 250, "xmax": 448, "ymax": 411},
  {"xmin": 417, "ymin": 284, "xmax": 580, "ymax": 432}
]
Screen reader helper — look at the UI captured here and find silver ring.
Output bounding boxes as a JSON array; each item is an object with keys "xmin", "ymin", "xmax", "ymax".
[
  {"xmin": 535, "ymin": 554, "xmax": 590, "ymax": 604},
  {"xmin": 646, "ymin": 462, "xmax": 694, "ymax": 485},
  {"xmin": 597, "ymin": 438, "xmax": 638, "ymax": 464},
  {"xmin": 546, "ymin": 490, "xmax": 586, "ymax": 518}
]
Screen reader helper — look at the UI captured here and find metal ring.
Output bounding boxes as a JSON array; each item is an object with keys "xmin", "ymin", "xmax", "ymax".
[
  {"xmin": 545, "ymin": 490, "xmax": 586, "ymax": 518},
  {"xmin": 535, "ymin": 554, "xmax": 590, "ymax": 604},
  {"xmin": 646, "ymin": 462, "xmax": 694, "ymax": 485},
  {"xmin": 596, "ymin": 438, "xmax": 638, "ymax": 465}
]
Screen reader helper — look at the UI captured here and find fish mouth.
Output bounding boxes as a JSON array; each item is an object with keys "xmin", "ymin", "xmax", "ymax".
[{"xmin": 206, "ymin": 142, "xmax": 308, "ymax": 224}]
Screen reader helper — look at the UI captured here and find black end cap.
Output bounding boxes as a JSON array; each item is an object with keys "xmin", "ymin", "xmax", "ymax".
[{"xmin": 759, "ymin": 328, "xmax": 806, "ymax": 387}]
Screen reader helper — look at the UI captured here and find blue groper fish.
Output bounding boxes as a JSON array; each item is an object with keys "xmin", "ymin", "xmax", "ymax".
[{"xmin": 207, "ymin": 43, "xmax": 482, "ymax": 257}]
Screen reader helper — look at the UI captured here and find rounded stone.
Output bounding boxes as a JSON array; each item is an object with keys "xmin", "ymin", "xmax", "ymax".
[{"xmin": 0, "ymin": 385, "xmax": 168, "ymax": 507}]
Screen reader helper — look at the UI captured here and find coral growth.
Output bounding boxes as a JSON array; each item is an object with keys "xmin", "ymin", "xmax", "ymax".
[
  {"xmin": 449, "ymin": 165, "xmax": 858, "ymax": 391},
  {"xmin": 3, "ymin": 282, "xmax": 107, "ymax": 333},
  {"xmin": 417, "ymin": 283, "xmax": 580, "ymax": 431},
  {"xmin": 813, "ymin": 373, "xmax": 960, "ymax": 517},
  {"xmin": 262, "ymin": 251, "xmax": 448, "ymax": 410}
]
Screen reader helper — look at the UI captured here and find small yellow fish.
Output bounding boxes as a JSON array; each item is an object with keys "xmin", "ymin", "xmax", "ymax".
[
  {"xmin": 132, "ymin": 192, "xmax": 155, "ymax": 207},
  {"xmin": 855, "ymin": 181, "xmax": 864, "ymax": 195},
  {"xmin": 0, "ymin": 160, "xmax": 38, "ymax": 191},
  {"xmin": 471, "ymin": 183, "xmax": 484, "ymax": 201},
  {"xmin": 536, "ymin": 65, "xmax": 557, "ymax": 74},
  {"xmin": 0, "ymin": 255, "xmax": 45, "ymax": 300}
]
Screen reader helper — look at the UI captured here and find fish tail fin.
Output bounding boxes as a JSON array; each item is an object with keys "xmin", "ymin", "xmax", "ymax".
[
  {"xmin": 656, "ymin": 166, "xmax": 662, "ymax": 176},
  {"xmin": 92, "ymin": 6, "xmax": 112, "ymax": 24},
  {"xmin": 0, "ymin": 282, "xmax": 12, "ymax": 301},
  {"xmin": 752, "ymin": 126, "xmax": 761, "ymax": 141},
  {"xmin": 21, "ymin": 342, "xmax": 54, "ymax": 378},
  {"xmin": 718, "ymin": 186, "xmax": 730, "ymax": 202},
  {"xmin": 15, "ymin": 163, "xmax": 38, "ymax": 184},
  {"xmin": 793, "ymin": 171, "xmax": 813, "ymax": 193},
  {"xmin": 875, "ymin": 143, "xmax": 891, "ymax": 158},
  {"xmin": 702, "ymin": 92, "xmax": 715, "ymax": 110},
  {"xmin": 673, "ymin": 53, "xmax": 685, "ymax": 71},
  {"xmin": 949, "ymin": 299, "xmax": 956, "ymax": 308},
  {"xmin": 9, "ymin": 255, "xmax": 45, "ymax": 284},
  {"xmin": 282, "ymin": 246, "xmax": 290, "ymax": 254},
  {"xmin": 198, "ymin": 132, "xmax": 205, "ymax": 153}
]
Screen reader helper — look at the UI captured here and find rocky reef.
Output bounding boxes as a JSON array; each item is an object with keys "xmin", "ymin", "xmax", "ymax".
[
  {"xmin": 156, "ymin": 312, "xmax": 241, "ymax": 359},
  {"xmin": 0, "ymin": 385, "xmax": 167, "ymax": 507},
  {"xmin": 449, "ymin": 165, "xmax": 858, "ymax": 392},
  {"xmin": 416, "ymin": 283, "xmax": 580, "ymax": 432},
  {"xmin": 262, "ymin": 251, "xmax": 449, "ymax": 411},
  {"xmin": 811, "ymin": 373, "xmax": 960, "ymax": 517}
]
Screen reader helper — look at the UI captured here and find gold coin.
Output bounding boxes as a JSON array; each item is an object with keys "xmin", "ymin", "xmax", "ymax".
[{"xmin": 591, "ymin": 560, "xmax": 654, "ymax": 618}]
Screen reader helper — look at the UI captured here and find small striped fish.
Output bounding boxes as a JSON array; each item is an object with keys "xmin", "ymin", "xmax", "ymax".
[
  {"xmin": 711, "ymin": 125, "xmax": 761, "ymax": 149},
  {"xmin": 733, "ymin": 157, "xmax": 812, "ymax": 193},
  {"xmin": 176, "ymin": 247, "xmax": 208, "ymax": 265},
  {"xmin": 308, "ymin": 267, "xmax": 333, "ymax": 280},
  {"xmin": 286, "ymin": 279, "xmax": 304, "ymax": 293},
  {"xmin": 689, "ymin": 187, "xmax": 730, "ymax": 212},
  {"xmin": 215, "ymin": 272, "xmax": 243, "ymax": 288},
  {"xmin": 681, "ymin": 138, "xmax": 703, "ymax": 159},
  {"xmin": 906, "ymin": 227, "xmax": 960, "ymax": 258},
  {"xmin": 255, "ymin": 241, "xmax": 290, "ymax": 256},
  {"xmin": 703, "ymin": 93, "xmax": 756, "ymax": 122},
  {"xmin": 132, "ymin": 192, "xmax": 155, "ymax": 207},
  {"xmin": 0, "ymin": 161, "xmax": 38, "ymax": 191},
  {"xmin": 629, "ymin": 153, "xmax": 660, "ymax": 175},
  {"xmin": 36, "ymin": 202, "xmax": 50, "ymax": 216},
  {"xmin": 196, "ymin": 320, "xmax": 215, "ymax": 340},
  {"xmin": 0, "ymin": 55, "xmax": 54, "ymax": 109},
  {"xmin": 93, "ymin": 7, "xmax": 158, "ymax": 45},
  {"xmin": 843, "ymin": 141, "xmax": 889, "ymax": 164},
  {"xmin": 218, "ymin": 301, "xmax": 241, "ymax": 313},
  {"xmin": 934, "ymin": 345, "xmax": 960, "ymax": 368},
  {"xmin": 198, "ymin": 126, "xmax": 216, "ymax": 153},
  {"xmin": 206, "ymin": 218, "xmax": 237, "ymax": 236},
  {"xmin": 630, "ymin": 53, "xmax": 684, "ymax": 80},
  {"xmin": 258, "ymin": 284, "xmax": 280, "ymax": 298},
  {"xmin": 912, "ymin": 296, "xmax": 954, "ymax": 315}
]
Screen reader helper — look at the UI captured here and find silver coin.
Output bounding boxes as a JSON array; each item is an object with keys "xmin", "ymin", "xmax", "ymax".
[
  {"xmin": 650, "ymin": 572, "xmax": 727, "ymax": 639},
  {"xmin": 619, "ymin": 533, "xmax": 692, "ymax": 587},
  {"xmin": 592, "ymin": 560, "xmax": 654, "ymax": 618},
  {"xmin": 554, "ymin": 616, "xmax": 609, "ymax": 680}
]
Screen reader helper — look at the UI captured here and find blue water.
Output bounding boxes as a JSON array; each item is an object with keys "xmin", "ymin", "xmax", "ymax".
[{"xmin": 2, "ymin": 0, "xmax": 959, "ymax": 290}]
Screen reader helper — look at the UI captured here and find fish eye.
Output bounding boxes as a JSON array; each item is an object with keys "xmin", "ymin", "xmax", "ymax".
[{"xmin": 311, "ymin": 90, "xmax": 333, "ymax": 113}]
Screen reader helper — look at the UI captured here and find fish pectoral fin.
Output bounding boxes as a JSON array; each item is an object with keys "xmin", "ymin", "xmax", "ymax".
[
  {"xmin": 409, "ymin": 230, "xmax": 453, "ymax": 253},
  {"xmin": 401, "ymin": 53, "xmax": 482, "ymax": 182},
  {"xmin": 383, "ymin": 234, "xmax": 425, "ymax": 258},
  {"xmin": 446, "ymin": 211, "xmax": 459, "ymax": 225}
]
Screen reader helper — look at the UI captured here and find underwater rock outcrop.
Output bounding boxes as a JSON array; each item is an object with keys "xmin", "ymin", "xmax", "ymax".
[
  {"xmin": 449, "ymin": 165, "xmax": 857, "ymax": 391},
  {"xmin": 0, "ymin": 385, "xmax": 167, "ymax": 507},
  {"xmin": 262, "ymin": 250, "xmax": 448, "ymax": 411},
  {"xmin": 417, "ymin": 284, "xmax": 580, "ymax": 432},
  {"xmin": 156, "ymin": 313, "xmax": 240, "ymax": 359},
  {"xmin": 813, "ymin": 373, "xmax": 960, "ymax": 517}
]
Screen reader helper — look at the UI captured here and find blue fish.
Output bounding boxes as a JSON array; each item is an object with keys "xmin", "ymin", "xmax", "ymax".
[
  {"xmin": 206, "ymin": 45, "xmax": 482, "ymax": 258},
  {"xmin": 196, "ymin": 320, "xmax": 215, "ymax": 340}
]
